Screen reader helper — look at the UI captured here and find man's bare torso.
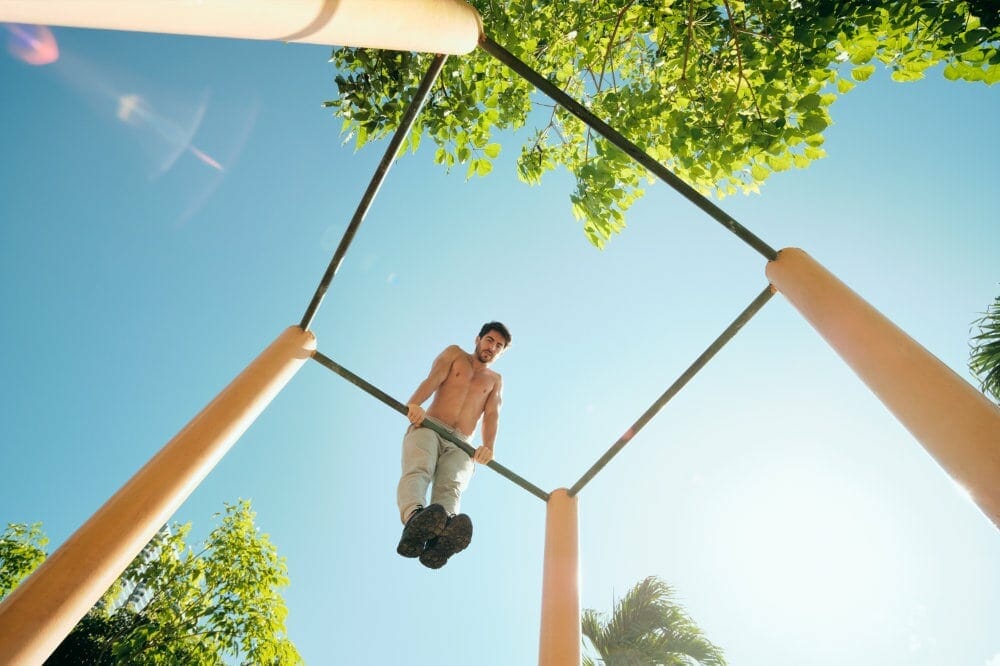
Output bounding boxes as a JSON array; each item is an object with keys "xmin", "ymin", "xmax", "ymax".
[{"xmin": 426, "ymin": 345, "xmax": 500, "ymax": 438}]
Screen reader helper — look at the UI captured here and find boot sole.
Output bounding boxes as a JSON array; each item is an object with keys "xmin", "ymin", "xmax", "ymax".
[
  {"xmin": 419, "ymin": 514, "xmax": 473, "ymax": 569},
  {"xmin": 396, "ymin": 504, "xmax": 448, "ymax": 558}
]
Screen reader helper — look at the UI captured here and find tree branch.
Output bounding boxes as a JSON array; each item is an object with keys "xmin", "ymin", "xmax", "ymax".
[
  {"xmin": 598, "ymin": 0, "xmax": 636, "ymax": 92},
  {"xmin": 722, "ymin": 0, "xmax": 765, "ymax": 128},
  {"xmin": 681, "ymin": 0, "xmax": 697, "ymax": 81}
]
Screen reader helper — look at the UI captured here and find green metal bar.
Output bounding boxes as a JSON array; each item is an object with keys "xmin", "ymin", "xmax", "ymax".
[
  {"xmin": 478, "ymin": 35, "xmax": 778, "ymax": 261},
  {"xmin": 568, "ymin": 285, "xmax": 775, "ymax": 496},
  {"xmin": 299, "ymin": 54, "xmax": 448, "ymax": 331},
  {"xmin": 312, "ymin": 351, "xmax": 550, "ymax": 502}
]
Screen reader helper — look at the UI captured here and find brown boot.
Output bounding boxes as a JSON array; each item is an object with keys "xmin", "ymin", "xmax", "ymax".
[
  {"xmin": 419, "ymin": 514, "xmax": 473, "ymax": 569},
  {"xmin": 396, "ymin": 504, "xmax": 448, "ymax": 558}
]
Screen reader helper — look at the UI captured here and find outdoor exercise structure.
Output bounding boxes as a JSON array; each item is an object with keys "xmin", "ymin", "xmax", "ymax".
[{"xmin": 1, "ymin": 1, "xmax": 998, "ymax": 664}]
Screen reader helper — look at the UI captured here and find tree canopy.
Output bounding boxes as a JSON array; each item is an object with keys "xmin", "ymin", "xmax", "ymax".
[
  {"xmin": 327, "ymin": 0, "xmax": 1000, "ymax": 247},
  {"xmin": 0, "ymin": 522, "xmax": 48, "ymax": 600},
  {"xmin": 1, "ymin": 501, "xmax": 301, "ymax": 665}
]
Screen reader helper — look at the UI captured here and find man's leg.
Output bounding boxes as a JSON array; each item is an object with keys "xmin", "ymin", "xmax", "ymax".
[
  {"xmin": 396, "ymin": 427, "xmax": 448, "ymax": 559},
  {"xmin": 429, "ymin": 442, "xmax": 474, "ymax": 516},
  {"xmin": 397, "ymin": 427, "xmax": 438, "ymax": 524}
]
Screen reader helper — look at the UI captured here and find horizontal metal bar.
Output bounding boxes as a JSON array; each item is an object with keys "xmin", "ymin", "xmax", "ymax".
[
  {"xmin": 478, "ymin": 35, "xmax": 778, "ymax": 261},
  {"xmin": 312, "ymin": 351, "xmax": 551, "ymax": 502},
  {"xmin": 568, "ymin": 284, "xmax": 775, "ymax": 496},
  {"xmin": 0, "ymin": 1, "xmax": 483, "ymax": 54}
]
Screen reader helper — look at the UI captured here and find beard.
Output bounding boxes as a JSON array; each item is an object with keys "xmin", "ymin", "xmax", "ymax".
[{"xmin": 477, "ymin": 349, "xmax": 493, "ymax": 363}]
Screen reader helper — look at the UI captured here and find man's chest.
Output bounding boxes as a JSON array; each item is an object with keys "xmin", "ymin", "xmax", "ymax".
[{"xmin": 446, "ymin": 363, "xmax": 494, "ymax": 395}]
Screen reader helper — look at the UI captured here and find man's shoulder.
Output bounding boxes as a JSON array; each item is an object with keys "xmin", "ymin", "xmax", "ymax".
[
  {"xmin": 488, "ymin": 369, "xmax": 503, "ymax": 397},
  {"xmin": 436, "ymin": 345, "xmax": 466, "ymax": 364}
]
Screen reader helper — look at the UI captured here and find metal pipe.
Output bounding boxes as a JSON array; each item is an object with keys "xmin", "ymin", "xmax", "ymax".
[
  {"xmin": 767, "ymin": 248, "xmax": 1000, "ymax": 529},
  {"xmin": 569, "ymin": 285, "xmax": 774, "ymax": 496},
  {"xmin": 0, "ymin": 326, "xmax": 317, "ymax": 665},
  {"xmin": 300, "ymin": 54, "xmax": 448, "ymax": 331},
  {"xmin": 0, "ymin": 0, "xmax": 483, "ymax": 54},
  {"xmin": 478, "ymin": 35, "xmax": 778, "ymax": 261},
  {"xmin": 312, "ymin": 351, "xmax": 551, "ymax": 502},
  {"xmin": 538, "ymin": 488, "xmax": 580, "ymax": 666}
]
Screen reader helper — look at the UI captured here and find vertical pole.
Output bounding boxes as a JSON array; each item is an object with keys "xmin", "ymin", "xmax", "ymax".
[
  {"xmin": 539, "ymin": 488, "xmax": 580, "ymax": 666},
  {"xmin": 766, "ymin": 248, "xmax": 1000, "ymax": 529},
  {"xmin": 0, "ymin": 326, "xmax": 316, "ymax": 665}
]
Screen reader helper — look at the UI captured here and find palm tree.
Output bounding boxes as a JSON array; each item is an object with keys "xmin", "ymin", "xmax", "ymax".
[
  {"xmin": 970, "ymin": 294, "xmax": 1000, "ymax": 403},
  {"xmin": 582, "ymin": 576, "xmax": 726, "ymax": 666}
]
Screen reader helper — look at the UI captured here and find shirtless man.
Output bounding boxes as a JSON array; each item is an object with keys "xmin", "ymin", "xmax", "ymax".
[{"xmin": 395, "ymin": 322, "xmax": 511, "ymax": 569}]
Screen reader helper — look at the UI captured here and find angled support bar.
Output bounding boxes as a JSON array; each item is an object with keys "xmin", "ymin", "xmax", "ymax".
[
  {"xmin": 767, "ymin": 248, "xmax": 1000, "ymax": 529},
  {"xmin": 0, "ymin": 0, "xmax": 483, "ymax": 54},
  {"xmin": 569, "ymin": 285, "xmax": 775, "ymax": 496},
  {"xmin": 313, "ymin": 351, "xmax": 551, "ymax": 502},
  {"xmin": 478, "ymin": 35, "xmax": 778, "ymax": 261},
  {"xmin": 301, "ymin": 53, "xmax": 448, "ymax": 330},
  {"xmin": 0, "ymin": 326, "xmax": 316, "ymax": 665}
]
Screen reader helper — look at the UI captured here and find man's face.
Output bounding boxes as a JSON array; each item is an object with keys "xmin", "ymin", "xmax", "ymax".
[{"xmin": 475, "ymin": 330, "xmax": 507, "ymax": 364}]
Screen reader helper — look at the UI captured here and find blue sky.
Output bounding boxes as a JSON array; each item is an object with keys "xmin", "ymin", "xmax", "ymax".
[{"xmin": 2, "ymin": 21, "xmax": 999, "ymax": 666}]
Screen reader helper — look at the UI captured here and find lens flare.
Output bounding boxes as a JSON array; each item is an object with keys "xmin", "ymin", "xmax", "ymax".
[
  {"xmin": 4, "ymin": 23, "xmax": 59, "ymax": 66},
  {"xmin": 187, "ymin": 144, "xmax": 223, "ymax": 172},
  {"xmin": 9, "ymin": 27, "xmax": 254, "ymax": 224},
  {"xmin": 116, "ymin": 93, "xmax": 142, "ymax": 122},
  {"xmin": 113, "ymin": 91, "xmax": 224, "ymax": 174}
]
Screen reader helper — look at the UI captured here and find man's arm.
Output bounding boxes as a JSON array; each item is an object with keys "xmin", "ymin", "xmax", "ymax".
[
  {"xmin": 474, "ymin": 376, "xmax": 503, "ymax": 464},
  {"xmin": 406, "ymin": 346, "xmax": 458, "ymax": 425}
]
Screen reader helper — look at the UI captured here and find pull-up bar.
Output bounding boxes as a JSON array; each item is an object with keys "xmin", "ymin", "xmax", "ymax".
[
  {"xmin": 312, "ymin": 351, "xmax": 551, "ymax": 502},
  {"xmin": 569, "ymin": 285, "xmax": 775, "ymax": 496},
  {"xmin": 478, "ymin": 35, "xmax": 778, "ymax": 262}
]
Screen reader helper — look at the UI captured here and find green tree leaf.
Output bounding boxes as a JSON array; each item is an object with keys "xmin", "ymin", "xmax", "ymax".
[
  {"xmin": 852, "ymin": 64, "xmax": 877, "ymax": 81},
  {"xmin": 986, "ymin": 64, "xmax": 1000, "ymax": 84}
]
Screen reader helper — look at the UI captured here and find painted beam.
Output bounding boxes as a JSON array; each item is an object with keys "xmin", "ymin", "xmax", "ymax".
[
  {"xmin": 0, "ymin": 0, "xmax": 482, "ymax": 54},
  {"xmin": 767, "ymin": 248, "xmax": 1000, "ymax": 529},
  {"xmin": 0, "ymin": 326, "xmax": 316, "ymax": 665},
  {"xmin": 539, "ymin": 488, "xmax": 581, "ymax": 666}
]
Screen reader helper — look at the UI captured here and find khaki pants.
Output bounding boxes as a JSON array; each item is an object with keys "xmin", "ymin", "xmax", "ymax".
[{"xmin": 396, "ymin": 418, "xmax": 474, "ymax": 524}]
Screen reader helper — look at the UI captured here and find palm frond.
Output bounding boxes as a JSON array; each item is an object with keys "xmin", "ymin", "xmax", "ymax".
[
  {"xmin": 970, "ymin": 294, "xmax": 1000, "ymax": 402},
  {"xmin": 582, "ymin": 576, "xmax": 727, "ymax": 665},
  {"xmin": 605, "ymin": 576, "xmax": 673, "ymax": 647},
  {"xmin": 582, "ymin": 608, "xmax": 608, "ymax": 662}
]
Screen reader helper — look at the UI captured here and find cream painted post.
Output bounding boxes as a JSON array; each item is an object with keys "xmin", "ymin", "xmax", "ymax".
[
  {"xmin": 0, "ymin": 0, "xmax": 482, "ymax": 55},
  {"xmin": 539, "ymin": 488, "xmax": 581, "ymax": 666},
  {"xmin": 766, "ymin": 248, "xmax": 1000, "ymax": 528},
  {"xmin": 0, "ymin": 326, "xmax": 316, "ymax": 665}
]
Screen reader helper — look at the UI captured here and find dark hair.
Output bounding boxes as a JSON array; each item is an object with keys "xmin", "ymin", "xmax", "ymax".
[{"xmin": 479, "ymin": 321, "xmax": 512, "ymax": 346}]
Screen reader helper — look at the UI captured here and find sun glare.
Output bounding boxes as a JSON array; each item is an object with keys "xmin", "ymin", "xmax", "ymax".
[{"xmin": 714, "ymin": 462, "xmax": 904, "ymax": 631}]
